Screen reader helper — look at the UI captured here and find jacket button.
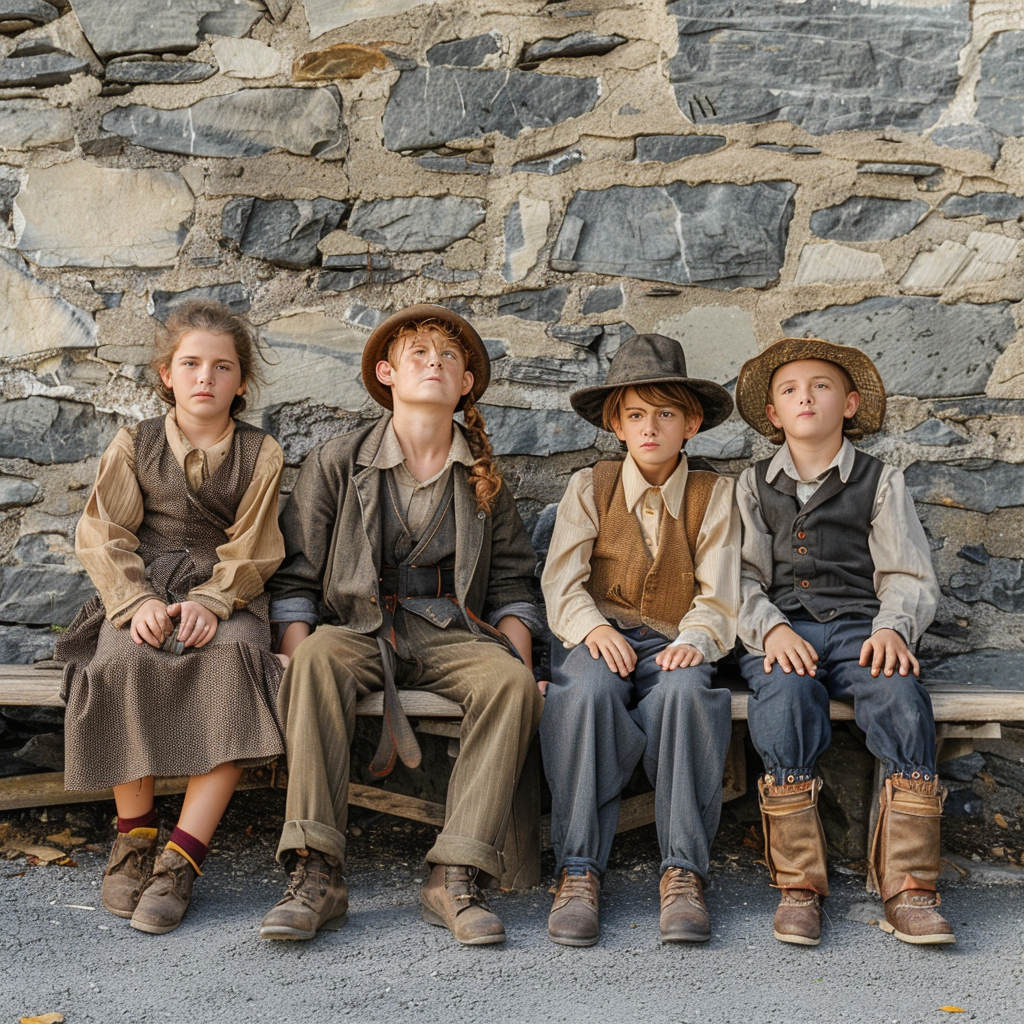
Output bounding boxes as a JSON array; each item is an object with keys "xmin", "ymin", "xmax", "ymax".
[
  {"xmin": 797, "ymin": 546, "xmax": 807, "ymax": 555},
  {"xmin": 369, "ymin": 596, "xmax": 376, "ymax": 604},
  {"xmin": 477, "ymin": 511, "xmax": 485, "ymax": 519},
  {"xmin": 800, "ymin": 579, "xmax": 810, "ymax": 589},
  {"xmin": 796, "ymin": 531, "xmax": 806, "ymax": 539}
]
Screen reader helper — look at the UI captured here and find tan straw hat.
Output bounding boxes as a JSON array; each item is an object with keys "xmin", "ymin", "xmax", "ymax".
[
  {"xmin": 361, "ymin": 303, "xmax": 490, "ymax": 410},
  {"xmin": 735, "ymin": 337, "xmax": 886, "ymax": 441}
]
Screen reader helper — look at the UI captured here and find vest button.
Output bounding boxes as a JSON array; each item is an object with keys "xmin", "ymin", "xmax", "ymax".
[
  {"xmin": 796, "ymin": 531, "xmax": 806, "ymax": 539},
  {"xmin": 369, "ymin": 596, "xmax": 377, "ymax": 604},
  {"xmin": 797, "ymin": 546, "xmax": 807, "ymax": 555},
  {"xmin": 800, "ymin": 579, "xmax": 810, "ymax": 589},
  {"xmin": 477, "ymin": 511, "xmax": 485, "ymax": 519}
]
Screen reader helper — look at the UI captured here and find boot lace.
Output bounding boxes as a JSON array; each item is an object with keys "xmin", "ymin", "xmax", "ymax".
[
  {"xmin": 556, "ymin": 871, "xmax": 597, "ymax": 906},
  {"xmin": 662, "ymin": 868, "xmax": 702, "ymax": 905}
]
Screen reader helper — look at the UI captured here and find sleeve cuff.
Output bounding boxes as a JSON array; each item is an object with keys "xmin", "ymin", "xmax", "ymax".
[
  {"xmin": 270, "ymin": 596, "xmax": 320, "ymax": 627},
  {"xmin": 670, "ymin": 630, "xmax": 723, "ymax": 664},
  {"xmin": 488, "ymin": 600, "xmax": 548, "ymax": 639}
]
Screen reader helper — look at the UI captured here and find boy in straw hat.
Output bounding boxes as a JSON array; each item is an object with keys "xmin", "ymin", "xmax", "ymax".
[
  {"xmin": 734, "ymin": 338, "xmax": 951, "ymax": 947},
  {"xmin": 540, "ymin": 333, "xmax": 739, "ymax": 946},
  {"xmin": 260, "ymin": 304, "xmax": 545, "ymax": 946}
]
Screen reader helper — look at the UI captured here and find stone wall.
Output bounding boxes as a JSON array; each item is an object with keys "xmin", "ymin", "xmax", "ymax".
[{"xmin": 2, "ymin": 0, "xmax": 1024, "ymax": 679}]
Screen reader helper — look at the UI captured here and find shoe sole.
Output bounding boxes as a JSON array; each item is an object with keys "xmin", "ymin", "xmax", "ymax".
[
  {"xmin": 548, "ymin": 931, "xmax": 599, "ymax": 947},
  {"xmin": 259, "ymin": 913, "xmax": 348, "ymax": 940},
  {"xmin": 103, "ymin": 903, "xmax": 136, "ymax": 920},
  {"xmin": 421, "ymin": 908, "xmax": 506, "ymax": 944},
  {"xmin": 660, "ymin": 931, "xmax": 711, "ymax": 944},
  {"xmin": 130, "ymin": 917, "xmax": 183, "ymax": 935},
  {"xmin": 774, "ymin": 929, "xmax": 821, "ymax": 946},
  {"xmin": 878, "ymin": 920, "xmax": 955, "ymax": 945}
]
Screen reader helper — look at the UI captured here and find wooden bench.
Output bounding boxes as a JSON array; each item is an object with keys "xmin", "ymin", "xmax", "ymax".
[{"xmin": 2, "ymin": 663, "xmax": 1023, "ymax": 888}]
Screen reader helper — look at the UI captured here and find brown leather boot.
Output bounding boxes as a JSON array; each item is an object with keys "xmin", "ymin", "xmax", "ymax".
[
  {"xmin": 870, "ymin": 774, "xmax": 954, "ymax": 945},
  {"xmin": 758, "ymin": 776, "xmax": 829, "ymax": 946},
  {"xmin": 548, "ymin": 867, "xmax": 600, "ymax": 946},
  {"xmin": 102, "ymin": 827, "xmax": 158, "ymax": 919},
  {"xmin": 130, "ymin": 847, "xmax": 197, "ymax": 934},
  {"xmin": 259, "ymin": 848, "xmax": 349, "ymax": 940},
  {"xmin": 420, "ymin": 864, "xmax": 506, "ymax": 945},
  {"xmin": 659, "ymin": 868, "xmax": 710, "ymax": 942}
]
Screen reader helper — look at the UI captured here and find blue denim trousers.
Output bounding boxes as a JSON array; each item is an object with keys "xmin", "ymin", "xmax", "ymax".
[
  {"xmin": 540, "ymin": 625, "xmax": 733, "ymax": 880},
  {"xmin": 740, "ymin": 616, "xmax": 936, "ymax": 785}
]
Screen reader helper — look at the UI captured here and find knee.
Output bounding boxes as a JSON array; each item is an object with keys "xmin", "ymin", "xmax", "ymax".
[
  {"xmin": 548, "ymin": 657, "xmax": 625, "ymax": 713},
  {"xmin": 284, "ymin": 628, "xmax": 360, "ymax": 701}
]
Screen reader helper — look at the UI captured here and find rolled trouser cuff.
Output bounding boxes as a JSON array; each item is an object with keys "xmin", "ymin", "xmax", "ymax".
[
  {"xmin": 426, "ymin": 834, "xmax": 503, "ymax": 883},
  {"xmin": 276, "ymin": 819, "xmax": 346, "ymax": 868}
]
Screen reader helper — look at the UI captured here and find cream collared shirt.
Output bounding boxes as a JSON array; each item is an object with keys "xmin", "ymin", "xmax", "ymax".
[
  {"xmin": 542, "ymin": 453, "xmax": 739, "ymax": 663},
  {"xmin": 736, "ymin": 438, "xmax": 940, "ymax": 653}
]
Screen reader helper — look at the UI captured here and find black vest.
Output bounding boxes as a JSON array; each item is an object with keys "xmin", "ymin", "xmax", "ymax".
[{"xmin": 755, "ymin": 449, "xmax": 884, "ymax": 623}]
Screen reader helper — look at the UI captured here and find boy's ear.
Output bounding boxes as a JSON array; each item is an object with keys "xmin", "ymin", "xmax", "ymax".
[
  {"xmin": 375, "ymin": 359, "xmax": 394, "ymax": 388},
  {"xmin": 683, "ymin": 413, "xmax": 703, "ymax": 441},
  {"xmin": 844, "ymin": 389, "xmax": 861, "ymax": 421},
  {"xmin": 609, "ymin": 411, "xmax": 626, "ymax": 443},
  {"xmin": 765, "ymin": 402, "xmax": 783, "ymax": 430}
]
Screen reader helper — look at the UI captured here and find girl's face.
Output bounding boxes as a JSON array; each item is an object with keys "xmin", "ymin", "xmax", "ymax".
[
  {"xmin": 159, "ymin": 330, "xmax": 245, "ymax": 423},
  {"xmin": 376, "ymin": 328, "xmax": 473, "ymax": 411}
]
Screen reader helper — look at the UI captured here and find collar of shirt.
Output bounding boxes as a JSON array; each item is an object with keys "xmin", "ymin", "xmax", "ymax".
[
  {"xmin": 766, "ymin": 437, "xmax": 856, "ymax": 489},
  {"xmin": 620, "ymin": 451, "xmax": 689, "ymax": 519},
  {"xmin": 372, "ymin": 419, "xmax": 474, "ymax": 488},
  {"xmin": 164, "ymin": 409, "xmax": 235, "ymax": 485}
]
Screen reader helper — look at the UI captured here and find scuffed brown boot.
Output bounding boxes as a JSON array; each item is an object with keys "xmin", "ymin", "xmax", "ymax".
[
  {"xmin": 659, "ymin": 868, "xmax": 710, "ymax": 943},
  {"xmin": 420, "ymin": 864, "xmax": 505, "ymax": 945},
  {"xmin": 102, "ymin": 827, "xmax": 158, "ymax": 919},
  {"xmin": 881, "ymin": 890, "xmax": 954, "ymax": 945},
  {"xmin": 773, "ymin": 888, "xmax": 822, "ymax": 946},
  {"xmin": 548, "ymin": 867, "xmax": 600, "ymax": 947},
  {"xmin": 130, "ymin": 847, "xmax": 197, "ymax": 934},
  {"xmin": 259, "ymin": 848, "xmax": 348, "ymax": 940}
]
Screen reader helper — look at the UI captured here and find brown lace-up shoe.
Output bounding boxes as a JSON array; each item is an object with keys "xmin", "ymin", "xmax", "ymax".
[
  {"xmin": 773, "ymin": 888, "xmax": 822, "ymax": 946},
  {"xmin": 659, "ymin": 868, "xmax": 710, "ymax": 943},
  {"xmin": 102, "ymin": 827, "xmax": 158, "ymax": 919},
  {"xmin": 259, "ymin": 849, "xmax": 349, "ymax": 940},
  {"xmin": 130, "ymin": 848, "xmax": 197, "ymax": 934},
  {"xmin": 420, "ymin": 864, "xmax": 506, "ymax": 945},
  {"xmin": 880, "ymin": 889, "xmax": 955, "ymax": 945},
  {"xmin": 548, "ymin": 867, "xmax": 600, "ymax": 946}
]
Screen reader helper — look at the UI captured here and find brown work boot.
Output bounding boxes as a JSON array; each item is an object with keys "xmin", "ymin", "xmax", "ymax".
[
  {"xmin": 102, "ymin": 827, "xmax": 158, "ymax": 919},
  {"xmin": 130, "ymin": 847, "xmax": 197, "ymax": 934},
  {"xmin": 548, "ymin": 867, "xmax": 600, "ymax": 947},
  {"xmin": 773, "ymin": 888, "xmax": 822, "ymax": 946},
  {"xmin": 659, "ymin": 868, "xmax": 710, "ymax": 943},
  {"xmin": 259, "ymin": 848, "xmax": 349, "ymax": 940},
  {"xmin": 881, "ymin": 890, "xmax": 955, "ymax": 945},
  {"xmin": 420, "ymin": 864, "xmax": 506, "ymax": 945}
]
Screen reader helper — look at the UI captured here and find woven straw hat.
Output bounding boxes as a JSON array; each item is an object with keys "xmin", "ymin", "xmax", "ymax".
[
  {"xmin": 361, "ymin": 304, "xmax": 490, "ymax": 411},
  {"xmin": 570, "ymin": 333, "xmax": 733, "ymax": 432},
  {"xmin": 735, "ymin": 337, "xmax": 886, "ymax": 441}
]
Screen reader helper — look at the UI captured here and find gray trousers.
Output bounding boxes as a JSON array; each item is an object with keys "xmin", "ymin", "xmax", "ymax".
[
  {"xmin": 540, "ymin": 626, "xmax": 733, "ymax": 880},
  {"xmin": 275, "ymin": 613, "xmax": 543, "ymax": 881}
]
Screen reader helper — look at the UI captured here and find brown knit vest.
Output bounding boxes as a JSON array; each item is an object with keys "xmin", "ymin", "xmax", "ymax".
[{"xmin": 584, "ymin": 459, "xmax": 717, "ymax": 640}]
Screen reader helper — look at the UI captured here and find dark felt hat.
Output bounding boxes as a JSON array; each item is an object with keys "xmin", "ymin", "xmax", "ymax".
[
  {"xmin": 735, "ymin": 336, "xmax": 886, "ymax": 441},
  {"xmin": 361, "ymin": 303, "xmax": 490, "ymax": 411},
  {"xmin": 570, "ymin": 333, "xmax": 734, "ymax": 432}
]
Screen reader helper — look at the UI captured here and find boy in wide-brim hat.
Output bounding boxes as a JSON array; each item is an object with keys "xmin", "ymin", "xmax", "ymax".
[
  {"xmin": 734, "ymin": 337, "xmax": 951, "ymax": 947},
  {"xmin": 540, "ymin": 332, "xmax": 740, "ymax": 946},
  {"xmin": 260, "ymin": 304, "xmax": 545, "ymax": 947}
]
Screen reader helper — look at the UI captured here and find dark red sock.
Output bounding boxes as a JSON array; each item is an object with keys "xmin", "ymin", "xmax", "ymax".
[
  {"xmin": 117, "ymin": 808, "xmax": 157, "ymax": 834},
  {"xmin": 168, "ymin": 826, "xmax": 209, "ymax": 868}
]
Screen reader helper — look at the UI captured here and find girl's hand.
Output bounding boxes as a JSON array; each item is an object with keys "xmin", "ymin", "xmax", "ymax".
[
  {"xmin": 130, "ymin": 599, "xmax": 173, "ymax": 648},
  {"xmin": 167, "ymin": 600, "xmax": 218, "ymax": 648},
  {"xmin": 656, "ymin": 643, "xmax": 704, "ymax": 671}
]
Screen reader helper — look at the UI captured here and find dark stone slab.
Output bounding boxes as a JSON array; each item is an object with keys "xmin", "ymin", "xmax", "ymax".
[
  {"xmin": 497, "ymin": 287, "xmax": 569, "ymax": 322},
  {"xmin": 928, "ymin": 398, "xmax": 1024, "ymax": 418},
  {"xmin": 551, "ymin": 325, "xmax": 602, "ymax": 347},
  {"xmin": 480, "ymin": 404, "xmax": 598, "ymax": 456},
  {"xmin": 0, "ymin": 623, "xmax": 54, "ymax": 664},
  {"xmin": 818, "ymin": 727, "xmax": 876, "ymax": 858},
  {"xmin": 903, "ymin": 419, "xmax": 966, "ymax": 447},
  {"xmin": 666, "ymin": 0, "xmax": 968, "ymax": 135},
  {"xmin": 14, "ymin": 731, "xmax": 63, "ymax": 770},
  {"xmin": 382, "ymin": 66, "xmax": 599, "ymax": 151},
  {"xmin": 414, "ymin": 153, "xmax": 492, "ymax": 175},
  {"xmin": 940, "ymin": 193, "xmax": 1024, "ymax": 223},
  {"xmin": 104, "ymin": 59, "xmax": 217, "ymax": 85},
  {"xmin": 752, "ymin": 143, "xmax": 821, "ymax": 154},
  {"xmin": 222, "ymin": 197, "xmax": 348, "ymax": 269},
  {"xmin": 949, "ymin": 557, "xmax": 1024, "ymax": 613},
  {"xmin": 421, "ymin": 263, "xmax": 479, "ymax": 283},
  {"xmin": 942, "ymin": 752, "xmax": 986, "ymax": 783},
  {"xmin": 0, "ymin": 397, "xmax": 120, "ymax": 463},
  {"xmin": 782, "ymin": 297, "xmax": 1016, "ymax": 399},
  {"xmin": 0, "ymin": 51, "xmax": 90, "ymax": 87},
  {"xmin": 426, "ymin": 33, "xmax": 500, "ymax": 67},
  {"xmin": 930, "ymin": 123, "xmax": 1002, "ymax": 163},
  {"xmin": 0, "ymin": 564, "xmax": 96, "ymax": 626},
  {"xmin": 976, "ymin": 30, "xmax": 1024, "ymax": 139},
  {"xmin": 531, "ymin": 502, "xmax": 559, "ymax": 562},
  {"xmin": 491, "ymin": 352, "xmax": 601, "ymax": 389},
  {"xmin": 315, "ymin": 268, "xmax": 413, "ymax": 292},
  {"xmin": 347, "ymin": 196, "xmax": 486, "ymax": 252},
  {"xmin": 102, "ymin": 87, "xmax": 346, "ymax": 159},
  {"xmin": 857, "ymin": 162, "xmax": 941, "ymax": 177},
  {"xmin": 634, "ymin": 134, "xmax": 725, "ymax": 162},
  {"xmin": 957, "ymin": 544, "xmax": 990, "ymax": 566},
  {"xmin": 905, "ymin": 460, "xmax": 1024, "ymax": 514},
  {"xmin": 0, "ymin": 1, "xmax": 57, "ymax": 26},
  {"xmin": 522, "ymin": 32, "xmax": 626, "ymax": 63},
  {"xmin": 810, "ymin": 197, "xmax": 928, "ymax": 242},
  {"xmin": 0, "ymin": 474, "xmax": 39, "ymax": 509},
  {"xmin": 512, "ymin": 147, "xmax": 582, "ymax": 175},
  {"xmin": 920, "ymin": 648, "xmax": 1024, "ymax": 688},
  {"xmin": 150, "ymin": 283, "xmax": 250, "ymax": 323},
  {"xmin": 322, "ymin": 254, "xmax": 391, "ymax": 271},
  {"xmin": 552, "ymin": 180, "xmax": 796, "ymax": 289},
  {"xmin": 582, "ymin": 285, "xmax": 622, "ymax": 315}
]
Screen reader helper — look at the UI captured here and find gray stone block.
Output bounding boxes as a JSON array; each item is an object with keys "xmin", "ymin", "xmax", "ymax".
[
  {"xmin": 481, "ymin": 404, "xmax": 597, "ymax": 456},
  {"xmin": 550, "ymin": 325, "xmax": 602, "ymax": 347},
  {"xmin": 903, "ymin": 419, "xmax": 967, "ymax": 447},
  {"xmin": 0, "ymin": 1, "xmax": 57, "ymax": 26},
  {"xmin": 150, "ymin": 283, "xmax": 250, "ymax": 323},
  {"xmin": 421, "ymin": 263, "xmax": 479, "ymax": 283},
  {"xmin": 531, "ymin": 502, "xmax": 559, "ymax": 561},
  {"xmin": 0, "ymin": 397, "xmax": 120, "ymax": 463},
  {"xmin": 0, "ymin": 624, "xmax": 55, "ymax": 664},
  {"xmin": 348, "ymin": 196, "xmax": 486, "ymax": 252},
  {"xmin": 920, "ymin": 648, "xmax": 1024, "ymax": 688},
  {"xmin": 382, "ymin": 67, "xmax": 599, "ymax": 151},
  {"xmin": 104, "ymin": 59, "xmax": 217, "ymax": 84},
  {"xmin": 322, "ymin": 254, "xmax": 391, "ymax": 271},
  {"xmin": 316, "ymin": 268, "xmax": 413, "ymax": 292},
  {"xmin": 976, "ymin": 30, "xmax": 1024, "ymax": 139},
  {"xmin": 941, "ymin": 752, "xmax": 985, "ymax": 782},
  {"xmin": 491, "ymin": 352, "xmax": 601, "ymax": 389},
  {"xmin": 949, "ymin": 556, "xmax": 1024, "ymax": 613},
  {"xmin": 0, "ymin": 51, "xmax": 90, "ymax": 87},
  {"xmin": 0, "ymin": 474, "xmax": 39, "ymax": 509},
  {"xmin": 782, "ymin": 297, "xmax": 1016, "ymax": 399},
  {"xmin": 414, "ymin": 153, "xmax": 492, "ymax": 175},
  {"xmin": 582, "ymin": 285, "xmax": 623, "ymax": 315},
  {"xmin": 552, "ymin": 180, "xmax": 796, "ymax": 289},
  {"xmin": 666, "ymin": 0, "xmax": 968, "ymax": 134},
  {"xmin": 906, "ymin": 460, "xmax": 1024, "ymax": 514},
  {"xmin": 102, "ymin": 87, "xmax": 346, "ymax": 159},
  {"xmin": 0, "ymin": 564, "xmax": 96, "ymax": 626},
  {"xmin": 940, "ymin": 193, "xmax": 1024, "ymax": 223},
  {"xmin": 522, "ymin": 32, "xmax": 626, "ymax": 63},
  {"xmin": 426, "ymin": 33, "xmax": 500, "ymax": 67},
  {"xmin": 222, "ymin": 197, "xmax": 348, "ymax": 269},
  {"xmin": 810, "ymin": 197, "xmax": 928, "ymax": 242},
  {"xmin": 752, "ymin": 144, "xmax": 821, "ymax": 155},
  {"xmin": 857, "ymin": 162, "xmax": 941, "ymax": 177},
  {"xmin": 930, "ymin": 123, "xmax": 1003, "ymax": 163},
  {"xmin": 634, "ymin": 134, "xmax": 726, "ymax": 162},
  {"xmin": 0, "ymin": 99, "xmax": 74, "ymax": 150},
  {"xmin": 497, "ymin": 288, "xmax": 569, "ymax": 322},
  {"xmin": 14, "ymin": 732, "xmax": 64, "ymax": 771},
  {"xmin": 512, "ymin": 147, "xmax": 582, "ymax": 175}
]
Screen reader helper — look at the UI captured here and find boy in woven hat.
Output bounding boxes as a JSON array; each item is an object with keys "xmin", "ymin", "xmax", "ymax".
[
  {"xmin": 540, "ymin": 333, "xmax": 739, "ymax": 946},
  {"xmin": 259, "ymin": 304, "xmax": 545, "ymax": 946},
  {"xmin": 734, "ymin": 337, "xmax": 950, "ymax": 947}
]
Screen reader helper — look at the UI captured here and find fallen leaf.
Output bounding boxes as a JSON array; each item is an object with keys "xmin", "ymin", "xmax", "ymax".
[
  {"xmin": 46, "ymin": 830, "xmax": 86, "ymax": 847},
  {"xmin": 54, "ymin": 857, "xmax": 78, "ymax": 868},
  {"xmin": 21, "ymin": 1014, "xmax": 65, "ymax": 1024},
  {"xmin": 991, "ymin": 846, "xmax": 1005, "ymax": 858},
  {"xmin": 938, "ymin": 1007, "xmax": 965, "ymax": 1014},
  {"xmin": 9, "ymin": 843, "xmax": 65, "ymax": 862},
  {"xmin": 994, "ymin": 813, "xmax": 1009, "ymax": 828}
]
